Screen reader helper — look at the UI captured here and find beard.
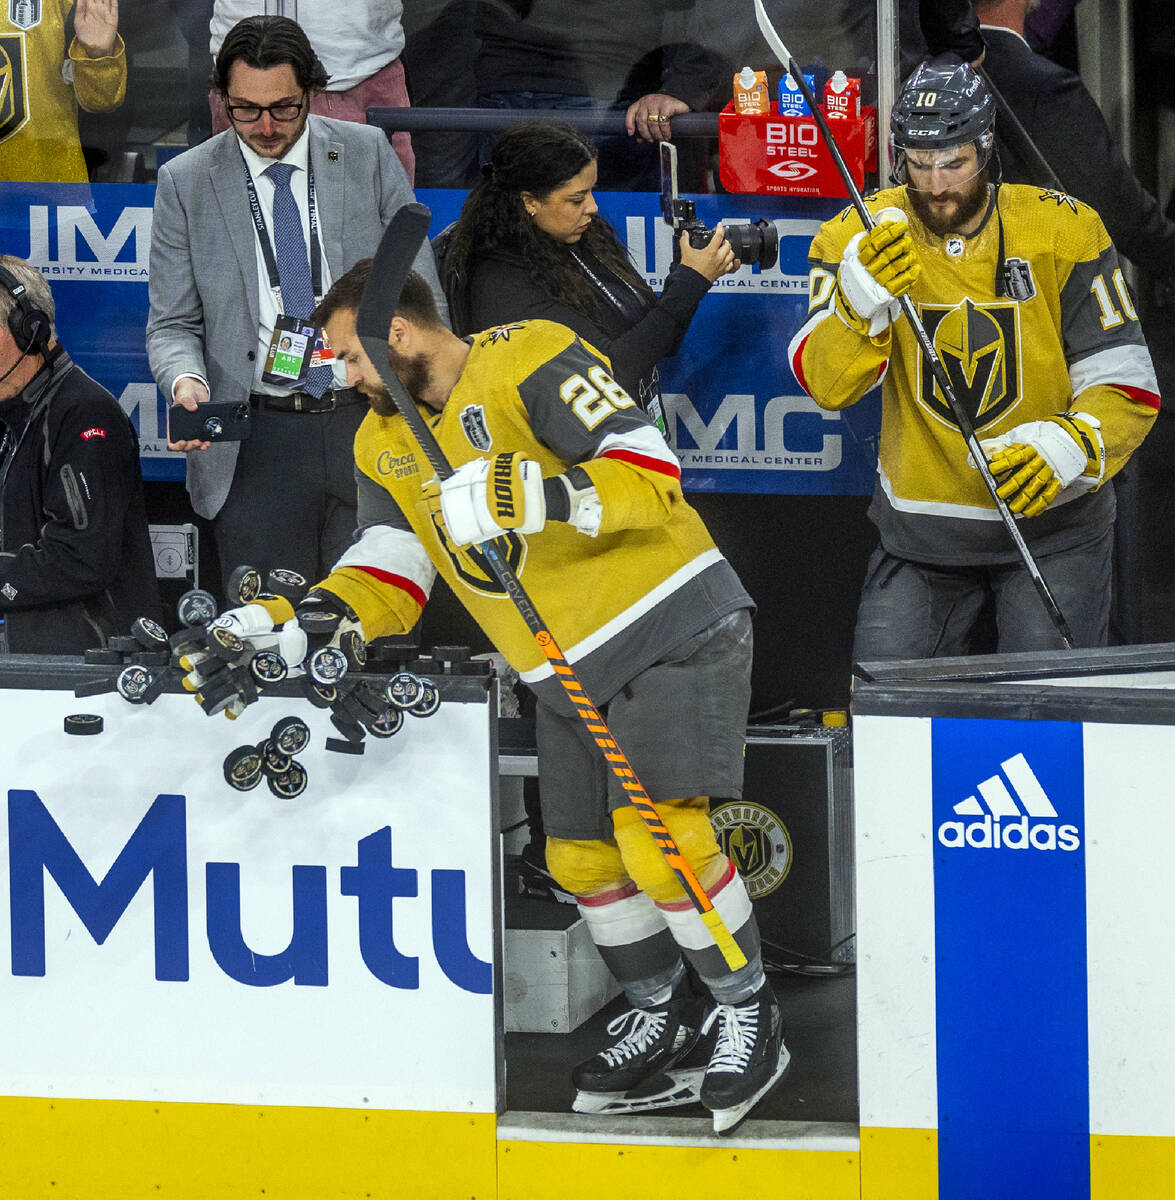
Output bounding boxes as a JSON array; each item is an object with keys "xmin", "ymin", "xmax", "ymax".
[
  {"xmin": 365, "ymin": 346, "xmax": 431, "ymax": 416},
  {"xmin": 907, "ymin": 171, "xmax": 990, "ymax": 237}
]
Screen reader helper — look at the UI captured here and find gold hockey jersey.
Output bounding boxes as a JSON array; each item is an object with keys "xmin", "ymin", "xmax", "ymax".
[
  {"xmin": 790, "ymin": 184, "xmax": 1159, "ymax": 564},
  {"xmin": 1, "ymin": 1, "xmax": 126, "ymax": 183},
  {"xmin": 318, "ymin": 320, "xmax": 750, "ymax": 714}
]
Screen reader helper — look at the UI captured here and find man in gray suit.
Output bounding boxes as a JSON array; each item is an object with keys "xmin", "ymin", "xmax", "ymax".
[{"xmin": 147, "ymin": 15, "xmax": 445, "ymax": 589}]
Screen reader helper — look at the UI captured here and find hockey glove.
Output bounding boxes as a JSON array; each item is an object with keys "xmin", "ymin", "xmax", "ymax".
[
  {"xmin": 179, "ymin": 597, "xmax": 303, "ymax": 718},
  {"xmin": 835, "ymin": 206, "xmax": 921, "ymax": 337},
  {"xmin": 979, "ymin": 412, "xmax": 1105, "ymax": 518},
  {"xmin": 436, "ymin": 451, "xmax": 546, "ymax": 547}
]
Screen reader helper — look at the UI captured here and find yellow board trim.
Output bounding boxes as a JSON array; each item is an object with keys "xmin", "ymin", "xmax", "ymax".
[
  {"xmin": 0, "ymin": 1096, "xmax": 497, "ymax": 1200},
  {"xmin": 1091, "ymin": 1133, "xmax": 1175, "ymax": 1200},
  {"xmin": 859, "ymin": 1126, "xmax": 938, "ymax": 1200},
  {"xmin": 498, "ymin": 1138, "xmax": 858, "ymax": 1200}
]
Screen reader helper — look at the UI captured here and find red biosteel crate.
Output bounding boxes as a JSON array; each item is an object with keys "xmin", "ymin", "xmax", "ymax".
[{"xmin": 718, "ymin": 102, "xmax": 878, "ymax": 198}]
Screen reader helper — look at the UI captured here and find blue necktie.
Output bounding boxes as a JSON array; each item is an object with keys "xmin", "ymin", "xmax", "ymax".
[{"xmin": 265, "ymin": 162, "xmax": 332, "ymax": 398}]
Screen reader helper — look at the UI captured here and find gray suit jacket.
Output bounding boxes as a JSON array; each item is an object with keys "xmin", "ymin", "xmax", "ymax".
[{"xmin": 146, "ymin": 115, "xmax": 446, "ymax": 519}]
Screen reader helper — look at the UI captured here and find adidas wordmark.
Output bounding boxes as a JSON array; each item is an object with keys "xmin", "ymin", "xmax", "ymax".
[{"xmin": 937, "ymin": 752, "xmax": 1080, "ymax": 851}]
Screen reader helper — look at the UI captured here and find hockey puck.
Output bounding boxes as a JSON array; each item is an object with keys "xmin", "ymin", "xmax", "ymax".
[
  {"xmin": 367, "ymin": 707, "xmax": 404, "ymax": 738},
  {"xmin": 84, "ymin": 647, "xmax": 123, "ymax": 665},
  {"xmin": 223, "ymin": 745, "xmax": 264, "ymax": 791},
  {"xmin": 207, "ymin": 624, "xmax": 246, "ymax": 661},
  {"xmin": 116, "ymin": 664, "xmax": 154, "ymax": 704},
  {"xmin": 309, "ymin": 645, "xmax": 348, "ymax": 686},
  {"xmin": 139, "ymin": 669, "xmax": 171, "ymax": 706},
  {"xmin": 249, "ymin": 649, "xmax": 289, "ymax": 686},
  {"xmin": 408, "ymin": 681, "xmax": 441, "ymax": 718},
  {"xmin": 74, "ymin": 676, "xmax": 117, "ymax": 698},
  {"xmin": 176, "ymin": 588, "xmax": 218, "ymax": 627},
  {"xmin": 64, "ymin": 713, "xmax": 104, "ymax": 736},
  {"xmin": 386, "ymin": 671, "xmax": 424, "ymax": 709},
  {"xmin": 109, "ymin": 635, "xmax": 141, "ymax": 653},
  {"xmin": 131, "ymin": 616, "xmax": 169, "ymax": 650},
  {"xmin": 131, "ymin": 649, "xmax": 171, "ymax": 667},
  {"xmin": 226, "ymin": 564, "xmax": 263, "ymax": 605},
  {"xmin": 265, "ymin": 568, "xmax": 309, "ymax": 603},
  {"xmin": 339, "ymin": 629, "xmax": 367, "ymax": 670},
  {"xmin": 325, "ymin": 736, "xmax": 365, "ymax": 755},
  {"xmin": 258, "ymin": 738, "xmax": 292, "ymax": 776},
  {"xmin": 267, "ymin": 762, "xmax": 308, "ymax": 799},
  {"xmin": 270, "ymin": 715, "xmax": 311, "ymax": 757},
  {"xmin": 301, "ymin": 675, "xmax": 337, "ymax": 708},
  {"xmin": 329, "ymin": 711, "xmax": 366, "ymax": 744}
]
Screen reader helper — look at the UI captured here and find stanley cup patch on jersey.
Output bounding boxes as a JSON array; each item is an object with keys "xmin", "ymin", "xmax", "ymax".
[
  {"xmin": 918, "ymin": 298, "xmax": 1022, "ymax": 432},
  {"xmin": 999, "ymin": 257, "xmax": 1037, "ymax": 302},
  {"xmin": 0, "ymin": 35, "xmax": 29, "ymax": 144},
  {"xmin": 459, "ymin": 404, "xmax": 492, "ymax": 452},
  {"xmin": 8, "ymin": 0, "xmax": 41, "ymax": 30}
]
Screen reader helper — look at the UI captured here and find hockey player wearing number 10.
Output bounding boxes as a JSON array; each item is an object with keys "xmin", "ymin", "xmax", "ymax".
[
  {"xmin": 790, "ymin": 55, "xmax": 1159, "ymax": 660},
  {"xmin": 212, "ymin": 261, "xmax": 788, "ymax": 1133}
]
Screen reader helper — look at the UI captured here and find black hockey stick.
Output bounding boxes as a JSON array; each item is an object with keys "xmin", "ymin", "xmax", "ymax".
[
  {"xmin": 753, "ymin": 0, "xmax": 1075, "ymax": 649},
  {"xmin": 355, "ymin": 204, "xmax": 748, "ymax": 971}
]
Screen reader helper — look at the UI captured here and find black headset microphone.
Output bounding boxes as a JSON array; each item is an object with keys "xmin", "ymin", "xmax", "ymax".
[{"xmin": 0, "ymin": 262, "xmax": 53, "ymax": 386}]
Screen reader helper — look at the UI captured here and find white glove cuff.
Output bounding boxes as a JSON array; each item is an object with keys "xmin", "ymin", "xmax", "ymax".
[
  {"xmin": 212, "ymin": 605, "xmax": 275, "ymax": 638},
  {"xmin": 559, "ymin": 474, "xmax": 603, "ymax": 537}
]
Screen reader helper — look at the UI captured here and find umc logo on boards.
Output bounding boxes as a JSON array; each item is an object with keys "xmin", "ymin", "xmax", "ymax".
[
  {"xmin": 937, "ymin": 751, "xmax": 1080, "ymax": 852},
  {"xmin": 5, "ymin": 790, "xmax": 491, "ymax": 994}
]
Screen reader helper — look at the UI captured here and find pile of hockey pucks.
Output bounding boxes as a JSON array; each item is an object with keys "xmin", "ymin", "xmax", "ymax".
[
  {"xmin": 71, "ymin": 614, "xmax": 177, "ymax": 709},
  {"xmin": 171, "ymin": 567, "xmax": 320, "ymax": 717},
  {"xmin": 324, "ymin": 666, "xmax": 441, "ymax": 756},
  {"xmin": 223, "ymin": 714, "xmax": 311, "ymax": 797}
]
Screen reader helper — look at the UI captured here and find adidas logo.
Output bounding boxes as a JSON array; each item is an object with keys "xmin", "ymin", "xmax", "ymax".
[{"xmin": 937, "ymin": 752, "xmax": 1080, "ymax": 852}]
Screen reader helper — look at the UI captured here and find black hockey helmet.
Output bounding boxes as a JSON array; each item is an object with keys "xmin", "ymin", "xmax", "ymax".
[{"xmin": 890, "ymin": 55, "xmax": 997, "ymax": 185}]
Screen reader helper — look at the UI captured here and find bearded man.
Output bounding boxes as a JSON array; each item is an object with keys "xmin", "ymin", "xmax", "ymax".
[{"xmin": 789, "ymin": 55, "xmax": 1159, "ymax": 661}]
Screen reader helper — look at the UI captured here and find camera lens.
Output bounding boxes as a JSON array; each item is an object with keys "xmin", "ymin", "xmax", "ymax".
[
  {"xmin": 232, "ymin": 403, "xmax": 250, "ymax": 422},
  {"xmin": 725, "ymin": 220, "xmax": 779, "ymax": 270}
]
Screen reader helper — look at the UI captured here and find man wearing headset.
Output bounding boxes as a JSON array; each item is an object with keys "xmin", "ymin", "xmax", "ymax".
[{"xmin": 0, "ymin": 256, "xmax": 160, "ymax": 654}]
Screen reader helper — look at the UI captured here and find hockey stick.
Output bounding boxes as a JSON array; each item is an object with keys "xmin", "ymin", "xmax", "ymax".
[
  {"xmin": 355, "ymin": 204, "xmax": 748, "ymax": 971},
  {"xmin": 753, "ymin": 0, "xmax": 1075, "ymax": 649}
]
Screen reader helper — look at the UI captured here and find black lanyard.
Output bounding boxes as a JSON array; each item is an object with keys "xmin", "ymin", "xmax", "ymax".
[{"xmin": 244, "ymin": 163, "xmax": 324, "ymax": 306}]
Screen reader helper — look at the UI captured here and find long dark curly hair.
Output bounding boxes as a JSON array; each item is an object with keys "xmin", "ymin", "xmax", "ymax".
[{"xmin": 443, "ymin": 122, "xmax": 655, "ymax": 328}]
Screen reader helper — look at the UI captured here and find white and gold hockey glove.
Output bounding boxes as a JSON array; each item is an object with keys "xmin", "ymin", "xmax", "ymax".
[
  {"xmin": 980, "ymin": 412, "xmax": 1105, "ymax": 518},
  {"xmin": 834, "ymin": 206, "xmax": 921, "ymax": 337}
]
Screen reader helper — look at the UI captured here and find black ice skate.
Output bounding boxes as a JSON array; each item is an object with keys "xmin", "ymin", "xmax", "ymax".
[
  {"xmin": 571, "ymin": 984, "xmax": 702, "ymax": 1115},
  {"xmin": 699, "ymin": 983, "xmax": 791, "ymax": 1134}
]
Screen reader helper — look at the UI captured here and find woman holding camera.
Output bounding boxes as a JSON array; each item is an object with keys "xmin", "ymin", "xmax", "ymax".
[{"xmin": 438, "ymin": 121, "xmax": 737, "ymax": 427}]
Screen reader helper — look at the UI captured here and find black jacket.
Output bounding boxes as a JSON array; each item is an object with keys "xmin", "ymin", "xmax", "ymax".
[
  {"xmin": 981, "ymin": 24, "xmax": 1175, "ymax": 282},
  {"xmin": 0, "ymin": 347, "xmax": 162, "ymax": 654},
  {"xmin": 461, "ymin": 246, "xmax": 711, "ymax": 414}
]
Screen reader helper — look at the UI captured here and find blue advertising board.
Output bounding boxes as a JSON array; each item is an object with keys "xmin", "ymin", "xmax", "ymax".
[{"xmin": 0, "ymin": 182, "xmax": 882, "ymax": 493}]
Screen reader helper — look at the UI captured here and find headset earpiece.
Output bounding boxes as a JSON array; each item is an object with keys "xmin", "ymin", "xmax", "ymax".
[{"xmin": 0, "ymin": 263, "xmax": 51, "ymax": 356}]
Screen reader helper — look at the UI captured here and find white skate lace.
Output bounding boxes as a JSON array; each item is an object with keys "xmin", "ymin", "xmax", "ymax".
[
  {"xmin": 598, "ymin": 1008, "xmax": 668, "ymax": 1068},
  {"xmin": 701, "ymin": 999, "xmax": 759, "ymax": 1074}
]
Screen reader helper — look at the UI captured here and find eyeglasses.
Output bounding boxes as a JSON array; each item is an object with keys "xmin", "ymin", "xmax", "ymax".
[{"xmin": 225, "ymin": 95, "xmax": 307, "ymax": 124}]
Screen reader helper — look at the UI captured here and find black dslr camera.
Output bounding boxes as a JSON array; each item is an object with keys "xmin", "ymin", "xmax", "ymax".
[{"xmin": 659, "ymin": 142, "xmax": 778, "ymax": 270}]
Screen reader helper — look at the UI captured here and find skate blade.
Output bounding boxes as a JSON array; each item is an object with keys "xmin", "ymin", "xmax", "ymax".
[
  {"xmin": 709, "ymin": 1042, "xmax": 792, "ymax": 1135},
  {"xmin": 573, "ymin": 1067, "xmax": 705, "ymax": 1116}
]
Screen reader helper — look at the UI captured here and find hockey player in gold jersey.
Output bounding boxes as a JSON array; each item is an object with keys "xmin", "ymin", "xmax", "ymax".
[
  {"xmin": 201, "ymin": 261, "xmax": 789, "ymax": 1133},
  {"xmin": 0, "ymin": 0, "xmax": 125, "ymax": 184},
  {"xmin": 790, "ymin": 55, "xmax": 1159, "ymax": 660}
]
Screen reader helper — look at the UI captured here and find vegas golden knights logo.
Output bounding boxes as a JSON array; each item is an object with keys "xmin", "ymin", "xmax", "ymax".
[
  {"xmin": 429, "ymin": 508, "xmax": 526, "ymax": 596},
  {"xmin": 711, "ymin": 802, "xmax": 792, "ymax": 899},
  {"xmin": 919, "ymin": 298, "xmax": 1021, "ymax": 432},
  {"xmin": 0, "ymin": 35, "xmax": 30, "ymax": 146}
]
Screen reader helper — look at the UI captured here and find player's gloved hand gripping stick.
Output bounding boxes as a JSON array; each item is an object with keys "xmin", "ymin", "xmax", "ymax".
[
  {"xmin": 753, "ymin": 0, "xmax": 1074, "ymax": 650},
  {"xmin": 357, "ymin": 203, "xmax": 748, "ymax": 973}
]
